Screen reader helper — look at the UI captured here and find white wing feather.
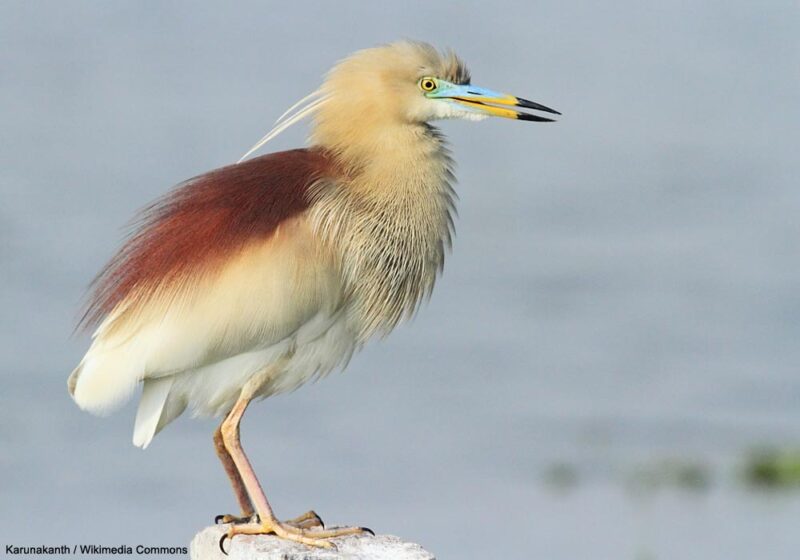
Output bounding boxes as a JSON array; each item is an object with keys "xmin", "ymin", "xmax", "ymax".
[{"xmin": 133, "ymin": 377, "xmax": 174, "ymax": 448}]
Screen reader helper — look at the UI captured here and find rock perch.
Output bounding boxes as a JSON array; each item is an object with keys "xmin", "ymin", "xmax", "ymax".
[{"xmin": 190, "ymin": 525, "xmax": 436, "ymax": 560}]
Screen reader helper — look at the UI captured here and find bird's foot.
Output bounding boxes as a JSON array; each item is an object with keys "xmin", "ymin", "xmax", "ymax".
[
  {"xmin": 215, "ymin": 513, "xmax": 258, "ymax": 525},
  {"xmin": 215, "ymin": 510, "xmax": 324, "ymax": 529},
  {"xmin": 219, "ymin": 519, "xmax": 373, "ymax": 553}
]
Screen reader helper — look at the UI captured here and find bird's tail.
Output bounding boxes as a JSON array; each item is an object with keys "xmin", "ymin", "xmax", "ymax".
[
  {"xmin": 69, "ymin": 353, "xmax": 187, "ymax": 448},
  {"xmin": 68, "ymin": 348, "xmax": 142, "ymax": 415}
]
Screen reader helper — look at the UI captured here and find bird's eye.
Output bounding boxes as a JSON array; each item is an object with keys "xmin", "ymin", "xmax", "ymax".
[{"xmin": 419, "ymin": 78, "xmax": 437, "ymax": 92}]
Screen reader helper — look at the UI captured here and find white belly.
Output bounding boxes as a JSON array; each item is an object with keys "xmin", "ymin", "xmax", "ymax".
[
  {"xmin": 129, "ymin": 307, "xmax": 358, "ymax": 449},
  {"xmin": 170, "ymin": 308, "xmax": 358, "ymax": 418}
]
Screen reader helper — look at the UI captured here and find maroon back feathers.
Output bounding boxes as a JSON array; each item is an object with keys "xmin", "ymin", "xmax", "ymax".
[{"xmin": 80, "ymin": 148, "xmax": 335, "ymax": 330}]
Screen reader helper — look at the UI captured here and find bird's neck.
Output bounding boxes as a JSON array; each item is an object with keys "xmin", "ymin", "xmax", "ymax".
[
  {"xmin": 312, "ymin": 119, "xmax": 454, "ymax": 212},
  {"xmin": 309, "ymin": 123, "xmax": 456, "ymax": 341},
  {"xmin": 312, "ymin": 118, "xmax": 438, "ymax": 173}
]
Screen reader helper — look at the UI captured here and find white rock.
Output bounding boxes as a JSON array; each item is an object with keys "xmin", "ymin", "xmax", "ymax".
[{"xmin": 190, "ymin": 525, "xmax": 436, "ymax": 560}]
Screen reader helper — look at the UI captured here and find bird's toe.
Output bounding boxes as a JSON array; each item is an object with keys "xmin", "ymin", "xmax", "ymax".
[
  {"xmin": 284, "ymin": 510, "xmax": 325, "ymax": 529},
  {"xmin": 215, "ymin": 512, "xmax": 259, "ymax": 525}
]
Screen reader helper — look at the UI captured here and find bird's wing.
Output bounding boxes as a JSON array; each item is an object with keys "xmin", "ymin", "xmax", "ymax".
[
  {"xmin": 70, "ymin": 149, "xmax": 344, "ymax": 414},
  {"xmin": 79, "ymin": 148, "xmax": 335, "ymax": 331}
]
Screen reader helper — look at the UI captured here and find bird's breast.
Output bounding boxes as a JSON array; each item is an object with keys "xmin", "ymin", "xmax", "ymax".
[{"xmin": 309, "ymin": 155, "xmax": 456, "ymax": 341}]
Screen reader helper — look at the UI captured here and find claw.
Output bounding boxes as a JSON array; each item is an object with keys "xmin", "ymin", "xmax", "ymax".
[
  {"xmin": 360, "ymin": 526, "xmax": 375, "ymax": 536},
  {"xmin": 215, "ymin": 514, "xmax": 226, "ymax": 525},
  {"xmin": 218, "ymin": 532, "xmax": 230, "ymax": 556}
]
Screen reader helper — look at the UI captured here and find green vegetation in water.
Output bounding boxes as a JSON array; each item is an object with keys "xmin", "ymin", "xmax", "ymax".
[
  {"xmin": 627, "ymin": 458, "xmax": 712, "ymax": 494},
  {"xmin": 542, "ymin": 462, "xmax": 580, "ymax": 491},
  {"xmin": 743, "ymin": 448, "xmax": 800, "ymax": 489},
  {"xmin": 664, "ymin": 459, "xmax": 711, "ymax": 491}
]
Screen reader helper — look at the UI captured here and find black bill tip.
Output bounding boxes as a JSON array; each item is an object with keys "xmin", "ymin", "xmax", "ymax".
[
  {"xmin": 517, "ymin": 113, "xmax": 556, "ymax": 122},
  {"xmin": 515, "ymin": 97, "xmax": 561, "ymax": 115}
]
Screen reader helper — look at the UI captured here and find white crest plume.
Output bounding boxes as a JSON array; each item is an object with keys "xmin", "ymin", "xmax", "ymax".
[{"xmin": 237, "ymin": 89, "xmax": 329, "ymax": 163}]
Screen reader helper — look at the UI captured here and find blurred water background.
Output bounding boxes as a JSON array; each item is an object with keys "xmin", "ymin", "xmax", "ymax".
[{"xmin": 2, "ymin": 2, "xmax": 800, "ymax": 559}]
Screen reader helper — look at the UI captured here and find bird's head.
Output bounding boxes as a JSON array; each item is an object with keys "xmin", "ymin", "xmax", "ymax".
[
  {"xmin": 318, "ymin": 41, "xmax": 558, "ymax": 125},
  {"xmin": 238, "ymin": 41, "xmax": 559, "ymax": 163}
]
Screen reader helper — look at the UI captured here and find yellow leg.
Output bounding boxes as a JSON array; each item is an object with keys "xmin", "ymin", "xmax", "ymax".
[
  {"xmin": 213, "ymin": 422, "xmax": 255, "ymax": 524},
  {"xmin": 219, "ymin": 381, "xmax": 371, "ymax": 551},
  {"xmin": 213, "ymin": 408, "xmax": 324, "ymax": 529}
]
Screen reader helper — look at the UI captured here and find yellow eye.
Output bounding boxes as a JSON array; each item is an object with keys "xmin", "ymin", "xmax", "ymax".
[{"xmin": 419, "ymin": 77, "xmax": 437, "ymax": 92}]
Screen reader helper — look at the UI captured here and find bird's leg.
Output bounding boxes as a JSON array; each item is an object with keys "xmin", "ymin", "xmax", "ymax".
[
  {"xmin": 219, "ymin": 383, "xmax": 372, "ymax": 550},
  {"xmin": 213, "ymin": 422, "xmax": 256, "ymax": 525},
  {"xmin": 212, "ymin": 423, "xmax": 324, "ymax": 529}
]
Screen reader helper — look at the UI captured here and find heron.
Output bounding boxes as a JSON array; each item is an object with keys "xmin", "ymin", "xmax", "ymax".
[{"xmin": 68, "ymin": 41, "xmax": 559, "ymax": 549}]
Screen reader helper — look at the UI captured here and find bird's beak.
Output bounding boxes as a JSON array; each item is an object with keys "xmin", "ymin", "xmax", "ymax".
[{"xmin": 428, "ymin": 82, "xmax": 560, "ymax": 122}]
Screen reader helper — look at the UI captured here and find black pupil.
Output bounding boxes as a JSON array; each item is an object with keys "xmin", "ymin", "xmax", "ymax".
[{"xmin": 424, "ymin": 80, "xmax": 433, "ymax": 90}]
